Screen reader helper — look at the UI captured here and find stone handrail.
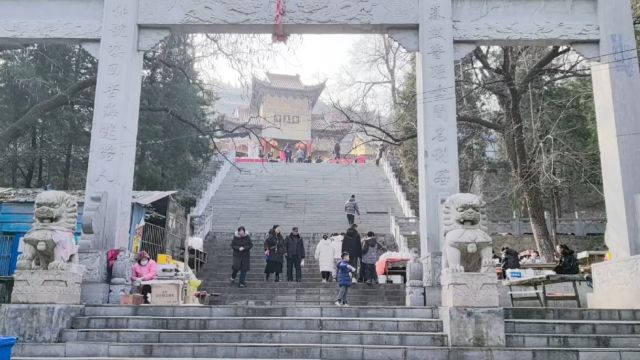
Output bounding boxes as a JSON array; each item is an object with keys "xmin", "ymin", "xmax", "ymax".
[
  {"xmin": 379, "ymin": 154, "xmax": 416, "ymax": 218},
  {"xmin": 488, "ymin": 216, "xmax": 605, "ymax": 236},
  {"xmin": 390, "ymin": 214, "xmax": 419, "ymax": 253},
  {"xmin": 191, "ymin": 153, "xmax": 235, "ymax": 237}
]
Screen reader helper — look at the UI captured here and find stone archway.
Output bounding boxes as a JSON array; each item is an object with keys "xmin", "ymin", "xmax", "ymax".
[{"xmin": 1, "ymin": 0, "xmax": 638, "ymax": 307}]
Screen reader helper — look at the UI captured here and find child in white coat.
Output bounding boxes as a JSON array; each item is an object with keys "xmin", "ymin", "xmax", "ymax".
[{"xmin": 315, "ymin": 234, "xmax": 336, "ymax": 282}]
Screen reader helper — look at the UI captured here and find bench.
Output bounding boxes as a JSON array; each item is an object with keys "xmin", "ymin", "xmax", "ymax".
[{"xmin": 502, "ymin": 274, "xmax": 588, "ymax": 308}]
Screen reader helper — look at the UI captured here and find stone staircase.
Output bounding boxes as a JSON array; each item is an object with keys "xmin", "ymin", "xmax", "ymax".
[
  {"xmin": 13, "ymin": 305, "xmax": 449, "ymax": 359},
  {"xmin": 505, "ymin": 307, "xmax": 640, "ymax": 351},
  {"xmin": 204, "ymin": 163, "xmax": 405, "ymax": 235},
  {"xmin": 200, "ymin": 232, "xmax": 402, "ymax": 307}
]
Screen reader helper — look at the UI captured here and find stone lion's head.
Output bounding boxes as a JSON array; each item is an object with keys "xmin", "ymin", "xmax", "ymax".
[
  {"xmin": 32, "ymin": 191, "xmax": 77, "ymax": 232},
  {"xmin": 442, "ymin": 193, "xmax": 488, "ymax": 232}
]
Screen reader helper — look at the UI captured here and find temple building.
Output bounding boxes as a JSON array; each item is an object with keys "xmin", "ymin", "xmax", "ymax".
[
  {"xmin": 250, "ymin": 73, "xmax": 324, "ymax": 157},
  {"xmin": 218, "ymin": 72, "xmax": 355, "ymax": 160}
]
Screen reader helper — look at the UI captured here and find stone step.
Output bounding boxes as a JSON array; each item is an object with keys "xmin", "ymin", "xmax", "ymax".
[
  {"xmin": 61, "ymin": 329, "xmax": 447, "ymax": 346},
  {"xmin": 202, "ymin": 281, "xmax": 403, "ymax": 288},
  {"xmin": 505, "ymin": 308, "xmax": 640, "ymax": 321},
  {"xmin": 209, "ymin": 300, "xmax": 404, "ymax": 307},
  {"xmin": 82, "ymin": 305, "xmax": 437, "ymax": 319},
  {"xmin": 13, "ymin": 343, "xmax": 640, "ymax": 360},
  {"xmin": 205, "ymin": 286, "xmax": 404, "ymax": 296},
  {"xmin": 71, "ymin": 316, "xmax": 442, "ymax": 332},
  {"xmin": 505, "ymin": 319, "xmax": 640, "ymax": 335},
  {"xmin": 210, "ymin": 293, "xmax": 404, "ymax": 302},
  {"xmin": 506, "ymin": 333, "xmax": 640, "ymax": 348}
]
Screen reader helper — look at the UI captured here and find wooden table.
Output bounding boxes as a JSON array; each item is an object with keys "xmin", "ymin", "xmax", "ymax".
[
  {"xmin": 502, "ymin": 274, "xmax": 588, "ymax": 308},
  {"xmin": 519, "ymin": 263, "xmax": 557, "ymax": 270}
]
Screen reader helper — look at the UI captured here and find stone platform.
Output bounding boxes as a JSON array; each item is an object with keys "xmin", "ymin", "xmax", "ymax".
[{"xmin": 12, "ymin": 270, "xmax": 83, "ymax": 304}]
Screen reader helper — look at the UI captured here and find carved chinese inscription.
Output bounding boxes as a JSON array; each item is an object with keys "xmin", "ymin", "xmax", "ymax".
[{"xmin": 424, "ymin": 0, "xmax": 455, "ymax": 188}]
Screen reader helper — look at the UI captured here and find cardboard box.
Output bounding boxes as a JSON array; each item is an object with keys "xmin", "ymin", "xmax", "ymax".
[
  {"xmin": 120, "ymin": 294, "xmax": 144, "ymax": 305},
  {"xmin": 150, "ymin": 283, "xmax": 182, "ymax": 305}
]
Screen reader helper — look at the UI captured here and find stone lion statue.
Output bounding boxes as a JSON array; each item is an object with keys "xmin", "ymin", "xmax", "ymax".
[
  {"xmin": 442, "ymin": 193, "xmax": 494, "ymax": 273},
  {"xmin": 16, "ymin": 191, "xmax": 79, "ymax": 271}
]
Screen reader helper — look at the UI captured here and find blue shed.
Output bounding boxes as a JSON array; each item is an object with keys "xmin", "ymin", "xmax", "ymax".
[{"xmin": 0, "ymin": 189, "xmax": 182, "ymax": 276}]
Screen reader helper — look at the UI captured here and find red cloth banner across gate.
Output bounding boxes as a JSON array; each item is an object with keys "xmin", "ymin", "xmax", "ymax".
[{"xmin": 273, "ymin": 0, "xmax": 288, "ymax": 42}]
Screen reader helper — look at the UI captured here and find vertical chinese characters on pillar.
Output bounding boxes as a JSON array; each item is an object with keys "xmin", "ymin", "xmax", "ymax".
[
  {"xmin": 425, "ymin": 0, "xmax": 452, "ymax": 188},
  {"xmin": 94, "ymin": 2, "xmax": 130, "ymax": 184}
]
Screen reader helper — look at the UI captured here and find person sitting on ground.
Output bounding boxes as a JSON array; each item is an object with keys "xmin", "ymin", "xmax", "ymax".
[
  {"xmin": 335, "ymin": 252, "xmax": 356, "ymax": 306},
  {"xmin": 500, "ymin": 246, "xmax": 520, "ymax": 279},
  {"xmin": 230, "ymin": 226, "xmax": 253, "ymax": 288},
  {"xmin": 554, "ymin": 244, "xmax": 579, "ymax": 274},
  {"xmin": 131, "ymin": 251, "xmax": 158, "ymax": 304},
  {"xmin": 315, "ymin": 234, "xmax": 335, "ymax": 283},
  {"xmin": 361, "ymin": 231, "xmax": 387, "ymax": 285}
]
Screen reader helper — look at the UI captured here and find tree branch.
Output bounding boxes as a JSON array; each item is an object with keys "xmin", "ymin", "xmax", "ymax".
[{"xmin": 0, "ymin": 76, "xmax": 97, "ymax": 148}]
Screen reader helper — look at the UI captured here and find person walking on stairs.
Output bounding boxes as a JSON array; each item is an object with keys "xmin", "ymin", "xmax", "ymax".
[
  {"xmin": 342, "ymin": 224, "xmax": 362, "ymax": 283},
  {"xmin": 344, "ymin": 194, "xmax": 360, "ymax": 226},
  {"xmin": 361, "ymin": 231, "xmax": 386, "ymax": 285},
  {"xmin": 285, "ymin": 227, "xmax": 306, "ymax": 282},
  {"xmin": 284, "ymin": 143, "xmax": 293, "ymax": 163},
  {"xmin": 264, "ymin": 225, "xmax": 285, "ymax": 282},
  {"xmin": 335, "ymin": 252, "xmax": 356, "ymax": 306},
  {"xmin": 230, "ymin": 226, "xmax": 253, "ymax": 288},
  {"xmin": 315, "ymin": 234, "xmax": 335, "ymax": 282}
]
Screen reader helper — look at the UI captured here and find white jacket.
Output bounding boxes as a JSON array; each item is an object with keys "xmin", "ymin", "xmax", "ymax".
[
  {"xmin": 315, "ymin": 238, "xmax": 337, "ymax": 273},
  {"xmin": 330, "ymin": 235, "xmax": 343, "ymax": 259}
]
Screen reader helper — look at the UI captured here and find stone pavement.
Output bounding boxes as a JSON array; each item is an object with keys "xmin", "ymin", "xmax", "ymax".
[{"xmin": 205, "ymin": 162, "xmax": 404, "ymax": 235}]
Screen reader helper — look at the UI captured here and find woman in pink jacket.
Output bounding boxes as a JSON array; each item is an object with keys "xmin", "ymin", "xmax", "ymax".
[{"xmin": 131, "ymin": 251, "xmax": 157, "ymax": 304}]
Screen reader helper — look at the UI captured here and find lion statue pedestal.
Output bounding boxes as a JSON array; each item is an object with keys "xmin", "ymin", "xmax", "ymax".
[
  {"xmin": 438, "ymin": 193, "xmax": 504, "ymax": 347},
  {"xmin": 439, "ymin": 193, "xmax": 499, "ymax": 308},
  {"xmin": 12, "ymin": 191, "xmax": 84, "ymax": 304}
]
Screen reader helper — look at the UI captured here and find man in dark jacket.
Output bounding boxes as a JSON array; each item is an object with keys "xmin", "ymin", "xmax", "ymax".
[
  {"xmin": 230, "ymin": 226, "xmax": 253, "ymax": 288},
  {"xmin": 285, "ymin": 227, "xmax": 306, "ymax": 282},
  {"xmin": 500, "ymin": 246, "xmax": 520, "ymax": 279},
  {"xmin": 342, "ymin": 224, "xmax": 362, "ymax": 283}
]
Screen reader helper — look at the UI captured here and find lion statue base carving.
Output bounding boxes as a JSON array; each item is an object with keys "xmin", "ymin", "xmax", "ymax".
[
  {"xmin": 442, "ymin": 193, "xmax": 494, "ymax": 273},
  {"xmin": 16, "ymin": 191, "xmax": 79, "ymax": 271}
]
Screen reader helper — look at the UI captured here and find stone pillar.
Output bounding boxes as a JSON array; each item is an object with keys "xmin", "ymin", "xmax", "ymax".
[
  {"xmin": 588, "ymin": 0, "xmax": 640, "ymax": 309},
  {"xmin": 591, "ymin": 0, "xmax": 640, "ymax": 259},
  {"xmin": 81, "ymin": 0, "xmax": 144, "ymax": 251},
  {"xmin": 416, "ymin": 0, "xmax": 460, "ymax": 292},
  {"xmin": 405, "ymin": 250, "xmax": 425, "ymax": 306}
]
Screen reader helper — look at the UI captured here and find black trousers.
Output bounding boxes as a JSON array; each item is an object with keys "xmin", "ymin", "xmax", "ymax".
[
  {"xmin": 321, "ymin": 271, "xmax": 332, "ymax": 281},
  {"xmin": 347, "ymin": 214, "xmax": 355, "ymax": 225},
  {"xmin": 362, "ymin": 263, "xmax": 377, "ymax": 283},
  {"xmin": 287, "ymin": 256, "xmax": 302, "ymax": 281},
  {"xmin": 348, "ymin": 257, "xmax": 361, "ymax": 282}
]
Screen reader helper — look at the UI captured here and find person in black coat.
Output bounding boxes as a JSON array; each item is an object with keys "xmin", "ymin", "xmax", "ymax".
[
  {"xmin": 500, "ymin": 246, "xmax": 520, "ymax": 279},
  {"xmin": 285, "ymin": 227, "xmax": 306, "ymax": 282},
  {"xmin": 554, "ymin": 244, "xmax": 579, "ymax": 274},
  {"xmin": 264, "ymin": 225, "xmax": 285, "ymax": 282},
  {"xmin": 342, "ymin": 224, "xmax": 362, "ymax": 282},
  {"xmin": 230, "ymin": 226, "xmax": 253, "ymax": 288}
]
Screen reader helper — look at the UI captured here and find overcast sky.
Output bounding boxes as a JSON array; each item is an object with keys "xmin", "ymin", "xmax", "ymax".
[{"xmin": 213, "ymin": 34, "xmax": 358, "ymax": 86}]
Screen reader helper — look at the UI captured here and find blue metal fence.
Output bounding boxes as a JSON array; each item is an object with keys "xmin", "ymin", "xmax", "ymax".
[{"xmin": 0, "ymin": 234, "xmax": 16, "ymax": 276}]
